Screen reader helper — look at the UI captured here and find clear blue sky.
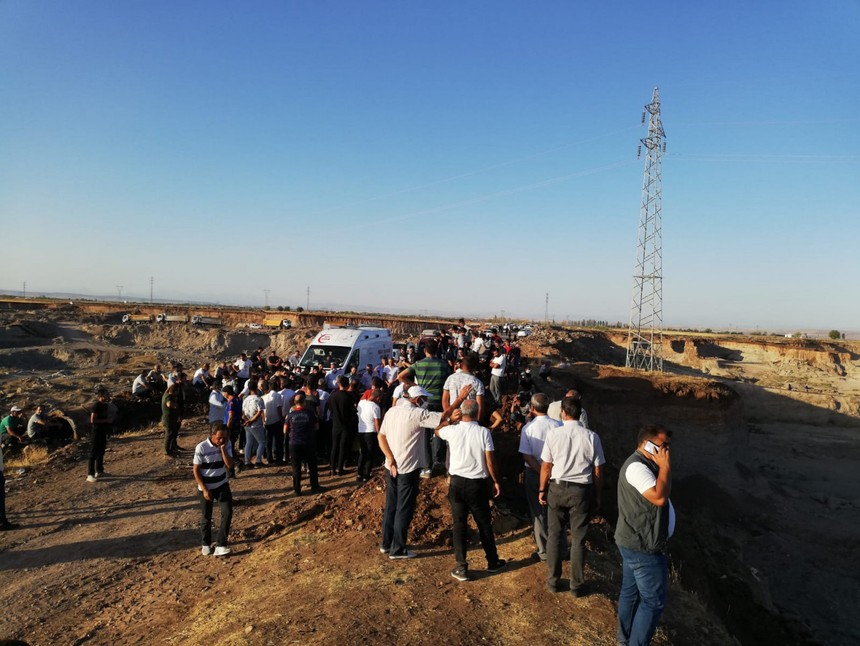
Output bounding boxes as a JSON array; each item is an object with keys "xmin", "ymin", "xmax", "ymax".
[{"xmin": 1, "ymin": 1, "xmax": 858, "ymax": 329}]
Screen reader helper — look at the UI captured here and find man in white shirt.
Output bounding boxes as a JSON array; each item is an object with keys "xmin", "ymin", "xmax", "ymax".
[
  {"xmin": 193, "ymin": 363, "xmax": 213, "ymax": 389},
  {"xmin": 437, "ymin": 399, "xmax": 506, "ymax": 581},
  {"xmin": 488, "ymin": 348, "xmax": 506, "ymax": 405},
  {"xmin": 261, "ymin": 379, "xmax": 284, "ymax": 464},
  {"xmin": 442, "ymin": 354, "xmax": 485, "ymax": 421},
  {"xmin": 324, "ymin": 362, "xmax": 343, "ymax": 391},
  {"xmin": 615, "ymin": 425, "xmax": 675, "ymax": 646},
  {"xmin": 234, "ymin": 353, "xmax": 252, "ymax": 392},
  {"xmin": 241, "ymin": 383, "xmax": 266, "ymax": 468},
  {"xmin": 518, "ymin": 393, "xmax": 562, "ymax": 562},
  {"xmin": 547, "ymin": 389, "xmax": 590, "ymax": 428},
  {"xmin": 539, "ymin": 396, "xmax": 605, "ymax": 597},
  {"xmin": 208, "ymin": 388, "xmax": 226, "ymax": 427},
  {"xmin": 288, "ymin": 351, "xmax": 301, "ymax": 368},
  {"xmin": 378, "ymin": 385, "xmax": 469, "ymax": 559},
  {"xmin": 383, "ymin": 358, "xmax": 399, "ymax": 386},
  {"xmin": 356, "ymin": 389, "xmax": 383, "ymax": 482}
]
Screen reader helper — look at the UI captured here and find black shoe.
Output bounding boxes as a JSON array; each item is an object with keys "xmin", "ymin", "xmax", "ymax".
[
  {"xmin": 487, "ymin": 559, "xmax": 507, "ymax": 573},
  {"xmin": 571, "ymin": 583, "xmax": 589, "ymax": 598},
  {"xmin": 310, "ymin": 486, "xmax": 325, "ymax": 493},
  {"xmin": 0, "ymin": 521, "xmax": 18, "ymax": 531}
]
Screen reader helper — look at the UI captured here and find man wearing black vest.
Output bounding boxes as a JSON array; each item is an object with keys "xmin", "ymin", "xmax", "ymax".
[{"xmin": 615, "ymin": 425, "xmax": 675, "ymax": 646}]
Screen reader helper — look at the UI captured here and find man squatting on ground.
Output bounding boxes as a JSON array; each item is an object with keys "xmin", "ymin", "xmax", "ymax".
[
  {"xmin": 193, "ymin": 423, "xmax": 235, "ymax": 557},
  {"xmin": 436, "ymin": 398, "xmax": 506, "ymax": 581},
  {"xmin": 615, "ymin": 424, "xmax": 675, "ymax": 646}
]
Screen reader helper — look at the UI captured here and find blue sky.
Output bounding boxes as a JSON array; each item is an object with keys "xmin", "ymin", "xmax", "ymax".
[{"xmin": 1, "ymin": 1, "xmax": 858, "ymax": 329}]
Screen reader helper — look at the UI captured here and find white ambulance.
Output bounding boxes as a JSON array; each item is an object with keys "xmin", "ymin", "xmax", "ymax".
[{"xmin": 300, "ymin": 326, "xmax": 393, "ymax": 373}]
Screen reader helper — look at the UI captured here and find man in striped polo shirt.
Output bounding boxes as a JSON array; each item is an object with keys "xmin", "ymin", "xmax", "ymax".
[
  {"xmin": 399, "ymin": 339, "xmax": 450, "ymax": 477},
  {"xmin": 193, "ymin": 424, "xmax": 235, "ymax": 556}
]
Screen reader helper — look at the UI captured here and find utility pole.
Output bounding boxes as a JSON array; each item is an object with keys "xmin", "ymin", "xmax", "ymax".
[
  {"xmin": 263, "ymin": 289, "xmax": 270, "ymax": 309},
  {"xmin": 22, "ymin": 281, "xmax": 26, "ymax": 299},
  {"xmin": 544, "ymin": 293, "xmax": 549, "ymax": 323},
  {"xmin": 116, "ymin": 285, "xmax": 123, "ymax": 301},
  {"xmin": 306, "ymin": 286, "xmax": 310, "ymax": 311},
  {"xmin": 625, "ymin": 87, "xmax": 666, "ymax": 372},
  {"xmin": 149, "ymin": 276, "xmax": 154, "ymax": 304}
]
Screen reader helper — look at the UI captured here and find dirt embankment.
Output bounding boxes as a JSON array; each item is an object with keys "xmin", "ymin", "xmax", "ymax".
[{"xmin": 2, "ymin": 313, "xmax": 858, "ymax": 645}]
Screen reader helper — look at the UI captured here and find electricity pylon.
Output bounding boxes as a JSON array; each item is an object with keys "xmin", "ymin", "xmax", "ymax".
[{"xmin": 625, "ymin": 87, "xmax": 666, "ymax": 372}]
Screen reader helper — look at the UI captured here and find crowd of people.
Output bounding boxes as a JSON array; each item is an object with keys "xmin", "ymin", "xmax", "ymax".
[{"xmin": 0, "ymin": 320, "xmax": 675, "ymax": 645}]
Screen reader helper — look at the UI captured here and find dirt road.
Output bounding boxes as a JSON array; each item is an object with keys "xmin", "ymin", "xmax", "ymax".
[{"xmin": 0, "ymin": 418, "xmax": 730, "ymax": 646}]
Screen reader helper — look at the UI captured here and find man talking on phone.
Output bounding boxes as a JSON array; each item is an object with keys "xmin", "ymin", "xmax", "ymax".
[
  {"xmin": 615, "ymin": 424, "xmax": 675, "ymax": 646},
  {"xmin": 193, "ymin": 423, "xmax": 235, "ymax": 556}
]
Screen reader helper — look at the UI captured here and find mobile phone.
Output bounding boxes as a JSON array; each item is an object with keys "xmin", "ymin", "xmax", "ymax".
[{"xmin": 644, "ymin": 440, "xmax": 659, "ymax": 455}]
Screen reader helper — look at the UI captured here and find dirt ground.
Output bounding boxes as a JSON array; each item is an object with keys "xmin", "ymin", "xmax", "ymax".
[{"xmin": 1, "ymin": 312, "xmax": 858, "ymax": 645}]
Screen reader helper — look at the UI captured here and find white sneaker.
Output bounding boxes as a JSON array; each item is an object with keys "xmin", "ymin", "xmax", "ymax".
[
  {"xmin": 420, "ymin": 469, "xmax": 432, "ymax": 479},
  {"xmin": 213, "ymin": 546, "xmax": 232, "ymax": 557},
  {"xmin": 201, "ymin": 545, "xmax": 212, "ymax": 556},
  {"xmin": 86, "ymin": 475, "xmax": 97, "ymax": 483},
  {"xmin": 389, "ymin": 550, "xmax": 417, "ymax": 560},
  {"xmin": 379, "ymin": 547, "xmax": 390, "ymax": 554}
]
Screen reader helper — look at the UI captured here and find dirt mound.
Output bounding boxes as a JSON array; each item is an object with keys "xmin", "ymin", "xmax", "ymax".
[{"xmin": 519, "ymin": 327, "xmax": 627, "ymax": 366}]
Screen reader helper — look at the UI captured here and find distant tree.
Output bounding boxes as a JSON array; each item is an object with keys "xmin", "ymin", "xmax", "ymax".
[
  {"xmin": 296, "ymin": 306, "xmax": 304, "ymax": 312},
  {"xmin": 264, "ymin": 306, "xmax": 270, "ymax": 310},
  {"xmin": 284, "ymin": 306, "xmax": 291, "ymax": 311},
  {"xmin": 276, "ymin": 306, "xmax": 284, "ymax": 311},
  {"xmin": 828, "ymin": 330, "xmax": 841, "ymax": 340}
]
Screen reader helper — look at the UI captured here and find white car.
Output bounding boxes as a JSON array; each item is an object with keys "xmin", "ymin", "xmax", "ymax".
[
  {"xmin": 248, "ymin": 323, "xmax": 263, "ymax": 330},
  {"xmin": 516, "ymin": 329, "xmax": 532, "ymax": 338}
]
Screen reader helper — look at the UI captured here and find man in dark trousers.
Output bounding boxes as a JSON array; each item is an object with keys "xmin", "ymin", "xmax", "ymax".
[
  {"xmin": 539, "ymin": 396, "xmax": 605, "ymax": 597},
  {"xmin": 328, "ymin": 375, "xmax": 358, "ymax": 476},
  {"xmin": 284, "ymin": 391, "xmax": 323, "ymax": 496},
  {"xmin": 193, "ymin": 424, "xmax": 235, "ymax": 557},
  {"xmin": 615, "ymin": 425, "xmax": 675, "ymax": 646},
  {"xmin": 87, "ymin": 389, "xmax": 112, "ymax": 483},
  {"xmin": 436, "ymin": 399, "xmax": 506, "ymax": 581}
]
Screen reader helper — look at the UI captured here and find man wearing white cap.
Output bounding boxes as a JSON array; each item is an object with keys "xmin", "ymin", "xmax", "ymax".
[
  {"xmin": 0, "ymin": 406, "xmax": 27, "ymax": 448},
  {"xmin": 378, "ymin": 384, "xmax": 471, "ymax": 559}
]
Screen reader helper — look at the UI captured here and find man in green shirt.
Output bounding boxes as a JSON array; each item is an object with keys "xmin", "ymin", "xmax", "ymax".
[
  {"xmin": 398, "ymin": 339, "xmax": 450, "ymax": 477},
  {"xmin": 0, "ymin": 407, "xmax": 27, "ymax": 448}
]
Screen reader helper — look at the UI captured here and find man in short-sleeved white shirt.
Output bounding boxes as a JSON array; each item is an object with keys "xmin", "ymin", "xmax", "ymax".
[
  {"xmin": 356, "ymin": 391, "xmax": 383, "ymax": 481},
  {"xmin": 488, "ymin": 348, "xmax": 506, "ymax": 404},
  {"xmin": 262, "ymin": 380, "xmax": 284, "ymax": 463},
  {"xmin": 547, "ymin": 389, "xmax": 590, "ymax": 428},
  {"xmin": 539, "ymin": 396, "xmax": 605, "ymax": 596},
  {"xmin": 436, "ymin": 399, "xmax": 505, "ymax": 581},
  {"xmin": 378, "ymin": 385, "xmax": 467, "ymax": 559},
  {"xmin": 615, "ymin": 425, "xmax": 675, "ymax": 645},
  {"xmin": 518, "ymin": 393, "xmax": 561, "ymax": 561},
  {"xmin": 442, "ymin": 354, "xmax": 485, "ymax": 421}
]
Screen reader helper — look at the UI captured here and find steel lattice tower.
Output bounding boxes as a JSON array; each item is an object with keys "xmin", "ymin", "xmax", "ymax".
[{"xmin": 625, "ymin": 87, "xmax": 666, "ymax": 372}]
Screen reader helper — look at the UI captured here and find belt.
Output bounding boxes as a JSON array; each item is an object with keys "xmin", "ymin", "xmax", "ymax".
[{"xmin": 551, "ymin": 479, "xmax": 591, "ymax": 487}]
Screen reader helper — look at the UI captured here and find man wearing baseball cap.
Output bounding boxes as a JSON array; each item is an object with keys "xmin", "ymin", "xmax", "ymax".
[
  {"xmin": 0, "ymin": 406, "xmax": 27, "ymax": 448},
  {"xmin": 377, "ymin": 384, "xmax": 471, "ymax": 559},
  {"xmin": 0, "ymin": 418, "xmax": 18, "ymax": 530}
]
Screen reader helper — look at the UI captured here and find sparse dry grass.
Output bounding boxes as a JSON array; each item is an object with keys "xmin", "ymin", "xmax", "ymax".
[{"xmin": 5, "ymin": 444, "xmax": 49, "ymax": 468}]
